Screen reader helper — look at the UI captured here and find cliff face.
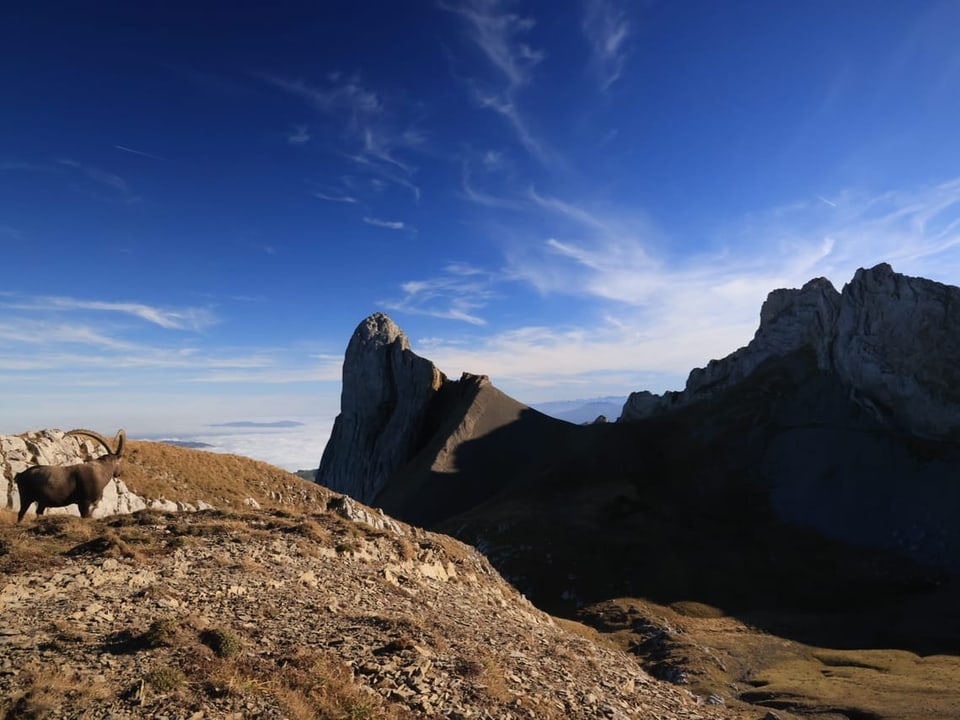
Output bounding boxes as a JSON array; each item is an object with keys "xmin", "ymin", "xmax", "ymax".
[
  {"xmin": 833, "ymin": 264, "xmax": 960, "ymax": 436},
  {"xmin": 315, "ymin": 313, "xmax": 571, "ymax": 521},
  {"xmin": 316, "ymin": 313, "xmax": 446, "ymax": 504},
  {"xmin": 621, "ymin": 264, "xmax": 960, "ymax": 438}
]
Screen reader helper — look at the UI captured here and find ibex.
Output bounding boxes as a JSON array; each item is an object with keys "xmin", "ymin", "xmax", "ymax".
[{"xmin": 15, "ymin": 429, "xmax": 126, "ymax": 522}]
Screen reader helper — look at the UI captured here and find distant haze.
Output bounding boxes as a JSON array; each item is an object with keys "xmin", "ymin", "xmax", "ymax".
[
  {"xmin": 208, "ymin": 421, "xmax": 306, "ymax": 429},
  {"xmin": 533, "ymin": 397, "xmax": 627, "ymax": 424}
]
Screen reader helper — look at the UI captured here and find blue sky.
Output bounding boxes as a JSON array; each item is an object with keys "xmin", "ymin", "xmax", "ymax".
[{"xmin": 3, "ymin": 1, "xmax": 960, "ymax": 469}]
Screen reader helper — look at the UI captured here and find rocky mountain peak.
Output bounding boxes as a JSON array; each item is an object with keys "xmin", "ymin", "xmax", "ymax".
[
  {"xmin": 622, "ymin": 263, "xmax": 960, "ymax": 437},
  {"xmin": 834, "ymin": 263, "xmax": 960, "ymax": 437},
  {"xmin": 317, "ymin": 313, "xmax": 447, "ymax": 504},
  {"xmin": 678, "ymin": 275, "xmax": 841, "ymax": 407},
  {"xmin": 350, "ymin": 311, "xmax": 409, "ymax": 351}
]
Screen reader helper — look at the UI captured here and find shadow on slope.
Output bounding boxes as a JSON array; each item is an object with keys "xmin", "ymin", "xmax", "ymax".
[
  {"xmin": 381, "ymin": 352, "xmax": 960, "ymax": 658},
  {"xmin": 375, "ymin": 376, "xmax": 577, "ymax": 528}
]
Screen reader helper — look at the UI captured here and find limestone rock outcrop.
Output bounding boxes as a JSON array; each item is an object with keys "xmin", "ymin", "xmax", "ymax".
[
  {"xmin": 316, "ymin": 313, "xmax": 446, "ymax": 504},
  {"xmin": 621, "ymin": 264, "xmax": 960, "ymax": 438},
  {"xmin": 833, "ymin": 263, "xmax": 960, "ymax": 437},
  {"xmin": 1, "ymin": 429, "xmax": 148, "ymax": 518}
]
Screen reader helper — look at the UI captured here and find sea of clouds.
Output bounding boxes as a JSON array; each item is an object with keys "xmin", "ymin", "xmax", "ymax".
[{"xmin": 141, "ymin": 414, "xmax": 335, "ymax": 473}]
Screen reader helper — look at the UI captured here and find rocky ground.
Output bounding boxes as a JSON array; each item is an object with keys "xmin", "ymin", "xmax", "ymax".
[
  {"xmin": 0, "ymin": 503, "xmax": 739, "ymax": 720},
  {"xmin": 7, "ymin": 434, "xmax": 956, "ymax": 719}
]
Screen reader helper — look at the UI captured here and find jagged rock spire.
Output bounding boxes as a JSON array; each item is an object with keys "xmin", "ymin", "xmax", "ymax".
[{"xmin": 316, "ymin": 313, "xmax": 446, "ymax": 503}]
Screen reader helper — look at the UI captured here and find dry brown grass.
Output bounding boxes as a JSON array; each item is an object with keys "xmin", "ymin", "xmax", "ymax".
[
  {"xmin": 121, "ymin": 440, "xmax": 329, "ymax": 512},
  {"xmin": 553, "ymin": 616, "xmax": 621, "ymax": 651},
  {"xmin": 290, "ymin": 517, "xmax": 334, "ymax": 545},
  {"xmin": 0, "ymin": 514, "xmax": 103, "ymax": 574},
  {"xmin": 394, "ymin": 535, "xmax": 416, "ymax": 561},
  {"xmin": 581, "ymin": 595, "xmax": 960, "ymax": 720},
  {"xmin": 745, "ymin": 649, "xmax": 960, "ymax": 720},
  {"xmin": 4, "ymin": 663, "xmax": 112, "ymax": 720},
  {"xmin": 48, "ymin": 618, "xmax": 92, "ymax": 646},
  {"xmin": 186, "ymin": 650, "xmax": 415, "ymax": 720},
  {"xmin": 482, "ymin": 655, "xmax": 516, "ymax": 705}
]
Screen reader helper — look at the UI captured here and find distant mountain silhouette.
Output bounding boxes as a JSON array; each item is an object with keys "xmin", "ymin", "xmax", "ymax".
[{"xmin": 534, "ymin": 396, "xmax": 627, "ymax": 424}]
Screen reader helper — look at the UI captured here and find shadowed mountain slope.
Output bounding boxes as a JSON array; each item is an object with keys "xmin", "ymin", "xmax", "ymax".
[
  {"xmin": 316, "ymin": 266, "xmax": 960, "ymax": 716},
  {"xmin": 376, "ymin": 373, "xmax": 575, "ymax": 528},
  {"xmin": 312, "ymin": 265, "xmax": 960, "ymax": 718}
]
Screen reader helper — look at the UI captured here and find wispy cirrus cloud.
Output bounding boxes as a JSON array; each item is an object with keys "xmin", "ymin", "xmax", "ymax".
[
  {"xmin": 347, "ymin": 146, "xmax": 422, "ymax": 201},
  {"xmin": 440, "ymin": 0, "xmax": 543, "ymax": 88},
  {"xmin": 528, "ymin": 186, "xmax": 611, "ymax": 231},
  {"xmin": 403, "ymin": 178, "xmax": 960, "ymax": 401},
  {"xmin": 1, "ymin": 295, "xmax": 217, "ymax": 331},
  {"xmin": 362, "ymin": 216, "xmax": 408, "ymax": 231},
  {"xmin": 57, "ymin": 159, "xmax": 140, "ymax": 203},
  {"xmin": 0, "ymin": 343, "xmax": 291, "ymax": 377},
  {"xmin": 2, "ymin": 158, "xmax": 140, "ymax": 204},
  {"xmin": 0, "ymin": 321, "xmax": 140, "ymax": 352},
  {"xmin": 460, "ymin": 160, "xmax": 522, "ymax": 209},
  {"xmin": 0, "ymin": 311, "xmax": 270, "ymax": 375},
  {"xmin": 263, "ymin": 72, "xmax": 422, "ymax": 201},
  {"xmin": 260, "ymin": 73, "xmax": 381, "ymax": 124},
  {"xmin": 383, "ymin": 263, "xmax": 497, "ymax": 326},
  {"xmin": 0, "ymin": 307, "xmax": 333, "ymax": 395},
  {"xmin": 286, "ymin": 125, "xmax": 311, "ymax": 145},
  {"xmin": 313, "ymin": 191, "xmax": 358, "ymax": 204},
  {"xmin": 362, "ymin": 128, "xmax": 415, "ymax": 174},
  {"xmin": 471, "ymin": 88, "xmax": 549, "ymax": 163},
  {"xmin": 442, "ymin": 0, "xmax": 553, "ymax": 164},
  {"xmin": 482, "ymin": 150, "xmax": 505, "ymax": 169},
  {"xmin": 581, "ymin": 0, "xmax": 631, "ymax": 90},
  {"xmin": 0, "ymin": 161, "xmax": 54, "ymax": 173},
  {"xmin": 114, "ymin": 144, "xmax": 167, "ymax": 161}
]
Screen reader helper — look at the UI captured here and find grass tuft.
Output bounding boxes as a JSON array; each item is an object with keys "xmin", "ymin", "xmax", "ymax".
[
  {"xmin": 143, "ymin": 617, "xmax": 182, "ymax": 648},
  {"xmin": 146, "ymin": 666, "xmax": 186, "ymax": 692},
  {"xmin": 201, "ymin": 628, "xmax": 241, "ymax": 658}
]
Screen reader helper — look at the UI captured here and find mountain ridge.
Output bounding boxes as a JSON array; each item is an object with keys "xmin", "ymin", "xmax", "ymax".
[
  {"xmin": 621, "ymin": 263, "xmax": 960, "ymax": 439},
  {"xmin": 311, "ymin": 263, "xmax": 960, "ymax": 717},
  {"xmin": 317, "ymin": 264, "xmax": 960, "ymax": 576}
]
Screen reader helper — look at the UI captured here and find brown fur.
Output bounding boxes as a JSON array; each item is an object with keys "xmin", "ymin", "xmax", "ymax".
[{"xmin": 15, "ymin": 429, "xmax": 125, "ymax": 522}]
